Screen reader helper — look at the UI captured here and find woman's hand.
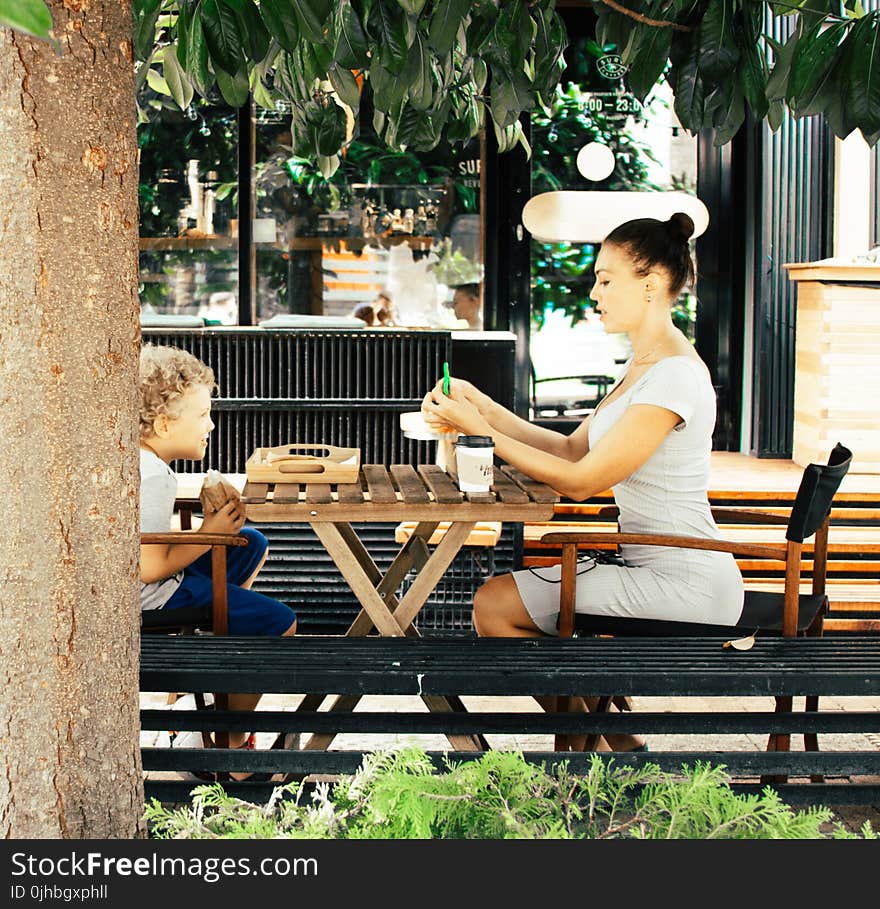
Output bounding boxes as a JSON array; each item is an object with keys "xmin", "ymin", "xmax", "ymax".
[
  {"xmin": 422, "ymin": 377, "xmax": 492, "ymax": 437},
  {"xmin": 433, "ymin": 376, "xmax": 493, "ymax": 415},
  {"xmin": 199, "ymin": 501, "xmax": 246, "ymax": 535}
]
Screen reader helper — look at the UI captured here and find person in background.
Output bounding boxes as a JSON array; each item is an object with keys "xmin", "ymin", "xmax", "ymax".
[
  {"xmin": 139, "ymin": 344, "xmax": 298, "ymax": 780},
  {"xmin": 352, "ymin": 303, "xmax": 376, "ymax": 325},
  {"xmin": 422, "ymin": 213, "xmax": 743, "ymax": 753},
  {"xmin": 352, "ymin": 291, "xmax": 396, "ymax": 326},
  {"xmin": 448, "ymin": 283, "xmax": 482, "ymax": 329},
  {"xmin": 373, "ymin": 290, "xmax": 397, "ymax": 326}
]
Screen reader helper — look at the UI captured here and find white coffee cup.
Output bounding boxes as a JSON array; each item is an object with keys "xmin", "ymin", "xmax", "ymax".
[{"xmin": 454, "ymin": 435, "xmax": 494, "ymax": 493}]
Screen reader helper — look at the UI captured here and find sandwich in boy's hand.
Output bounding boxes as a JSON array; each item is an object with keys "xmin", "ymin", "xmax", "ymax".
[{"xmin": 199, "ymin": 469, "xmax": 243, "ymax": 514}]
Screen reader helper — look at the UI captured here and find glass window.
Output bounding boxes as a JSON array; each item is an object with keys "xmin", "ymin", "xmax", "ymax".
[
  {"xmin": 253, "ymin": 101, "xmax": 483, "ymax": 328},
  {"xmin": 138, "ymin": 94, "xmax": 240, "ymax": 324},
  {"xmin": 529, "ymin": 32, "xmax": 698, "ymax": 422}
]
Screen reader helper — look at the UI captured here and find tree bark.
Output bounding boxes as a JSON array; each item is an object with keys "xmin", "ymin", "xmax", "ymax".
[{"xmin": 0, "ymin": 1, "xmax": 142, "ymax": 837}]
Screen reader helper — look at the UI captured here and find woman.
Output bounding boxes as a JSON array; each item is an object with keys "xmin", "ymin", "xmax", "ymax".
[{"xmin": 422, "ymin": 213, "xmax": 744, "ymax": 751}]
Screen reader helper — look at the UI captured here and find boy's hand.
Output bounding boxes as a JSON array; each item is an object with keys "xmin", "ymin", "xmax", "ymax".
[{"xmin": 199, "ymin": 501, "xmax": 246, "ymax": 534}]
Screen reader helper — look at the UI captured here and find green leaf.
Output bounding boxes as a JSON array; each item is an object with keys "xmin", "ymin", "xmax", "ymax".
[
  {"xmin": 533, "ymin": 6, "xmax": 567, "ymax": 96},
  {"xmin": 300, "ymin": 99, "xmax": 347, "ymax": 156},
  {"xmin": 291, "ymin": 0, "xmax": 332, "ymax": 44},
  {"xmin": 625, "ymin": 23, "xmax": 672, "ymax": 100},
  {"xmin": 843, "ymin": 16, "xmax": 880, "ymax": 134},
  {"xmin": 233, "ymin": 0, "xmax": 269, "ymax": 62},
  {"xmin": 369, "ymin": 55, "xmax": 408, "ymax": 110},
  {"xmin": 162, "ymin": 45, "xmax": 195, "ymax": 111},
  {"xmin": 394, "ymin": 0, "xmax": 427, "ymax": 15},
  {"xmin": 490, "ymin": 65, "xmax": 534, "ymax": 128},
  {"xmin": 0, "ymin": 0, "xmax": 53, "ymax": 40},
  {"xmin": 134, "ymin": 0, "xmax": 163, "ymax": 61},
  {"xmin": 201, "ymin": 0, "xmax": 244, "ymax": 74},
  {"xmin": 177, "ymin": 2, "xmax": 193, "ymax": 68},
  {"xmin": 327, "ymin": 63, "xmax": 361, "ymax": 110},
  {"xmin": 428, "ymin": 0, "xmax": 469, "ymax": 55},
  {"xmin": 402, "ymin": 32, "xmax": 433, "ymax": 110},
  {"xmin": 765, "ymin": 31, "xmax": 798, "ymax": 103},
  {"xmin": 146, "ymin": 68, "xmax": 170, "ymax": 95},
  {"xmin": 186, "ymin": 8, "xmax": 213, "ymax": 98},
  {"xmin": 671, "ymin": 39, "xmax": 705, "ymax": 131},
  {"xmin": 497, "ymin": 0, "xmax": 531, "ymax": 66},
  {"xmin": 738, "ymin": 42, "xmax": 768, "ymax": 119},
  {"xmin": 252, "ymin": 76, "xmax": 275, "ymax": 111},
  {"xmin": 697, "ymin": 0, "xmax": 740, "ymax": 81},
  {"xmin": 767, "ymin": 98, "xmax": 785, "ymax": 132},
  {"xmin": 861, "ymin": 124, "xmax": 880, "ymax": 146},
  {"xmin": 787, "ymin": 22, "xmax": 847, "ymax": 110},
  {"xmin": 473, "ymin": 57, "xmax": 488, "ymax": 95},
  {"xmin": 259, "ymin": 0, "xmax": 299, "ymax": 52},
  {"xmin": 317, "ymin": 154, "xmax": 340, "ymax": 179},
  {"xmin": 373, "ymin": 1, "xmax": 410, "ymax": 73},
  {"xmin": 467, "ymin": 2, "xmax": 498, "ymax": 55},
  {"xmin": 334, "ymin": 0, "xmax": 369, "ymax": 68},
  {"xmin": 713, "ymin": 85, "xmax": 746, "ymax": 145},
  {"xmin": 215, "ymin": 62, "xmax": 250, "ymax": 106}
]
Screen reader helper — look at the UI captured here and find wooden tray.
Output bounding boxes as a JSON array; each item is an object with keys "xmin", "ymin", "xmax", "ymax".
[{"xmin": 245, "ymin": 444, "xmax": 361, "ymax": 484}]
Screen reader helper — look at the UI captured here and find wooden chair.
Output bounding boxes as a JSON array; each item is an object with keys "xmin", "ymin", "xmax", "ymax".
[
  {"xmin": 140, "ymin": 529, "xmax": 248, "ymax": 750},
  {"xmin": 543, "ymin": 443, "xmax": 853, "ymax": 759}
]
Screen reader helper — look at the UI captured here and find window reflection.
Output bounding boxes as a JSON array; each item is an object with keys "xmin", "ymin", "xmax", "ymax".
[
  {"xmin": 137, "ymin": 95, "xmax": 239, "ymax": 324},
  {"xmin": 529, "ymin": 31, "xmax": 698, "ymax": 423},
  {"xmin": 253, "ymin": 104, "xmax": 483, "ymax": 327}
]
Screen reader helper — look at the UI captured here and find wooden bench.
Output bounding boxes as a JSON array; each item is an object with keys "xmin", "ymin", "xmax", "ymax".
[{"xmin": 140, "ymin": 634, "xmax": 880, "ymax": 805}]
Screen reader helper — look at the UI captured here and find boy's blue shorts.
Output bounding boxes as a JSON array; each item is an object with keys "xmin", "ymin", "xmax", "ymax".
[{"xmin": 161, "ymin": 527, "xmax": 296, "ymax": 636}]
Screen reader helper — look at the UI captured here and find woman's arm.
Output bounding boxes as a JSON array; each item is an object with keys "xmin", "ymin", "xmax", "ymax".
[
  {"xmin": 423, "ymin": 377, "xmax": 589, "ymax": 460},
  {"xmin": 423, "ymin": 383, "xmax": 680, "ymax": 500},
  {"xmin": 140, "ymin": 502, "xmax": 245, "ymax": 584}
]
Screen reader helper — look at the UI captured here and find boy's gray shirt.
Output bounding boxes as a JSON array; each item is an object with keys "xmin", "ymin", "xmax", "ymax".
[{"xmin": 140, "ymin": 447, "xmax": 183, "ymax": 610}]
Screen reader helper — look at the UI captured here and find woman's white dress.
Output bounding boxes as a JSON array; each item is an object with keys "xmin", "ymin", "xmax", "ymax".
[{"xmin": 512, "ymin": 356, "xmax": 744, "ymax": 635}]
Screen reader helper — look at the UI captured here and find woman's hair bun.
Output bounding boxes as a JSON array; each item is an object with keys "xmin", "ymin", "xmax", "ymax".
[{"xmin": 666, "ymin": 212, "xmax": 695, "ymax": 242}]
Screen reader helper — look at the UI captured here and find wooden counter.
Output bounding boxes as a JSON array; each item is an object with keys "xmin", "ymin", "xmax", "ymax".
[{"xmin": 785, "ymin": 259, "xmax": 880, "ymax": 473}]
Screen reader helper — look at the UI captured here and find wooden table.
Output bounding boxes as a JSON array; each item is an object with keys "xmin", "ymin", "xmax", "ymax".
[{"xmin": 241, "ymin": 463, "xmax": 558, "ymax": 751}]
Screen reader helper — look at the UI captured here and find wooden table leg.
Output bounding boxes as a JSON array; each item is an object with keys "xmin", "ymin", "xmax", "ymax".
[
  {"xmin": 305, "ymin": 520, "xmax": 485, "ymax": 754},
  {"xmin": 386, "ymin": 522, "xmax": 488, "ymax": 751},
  {"xmin": 343, "ymin": 522, "xmax": 438, "ymax": 637},
  {"xmin": 393, "ymin": 522, "xmax": 476, "ymax": 631},
  {"xmin": 297, "ymin": 522, "xmax": 431, "ymax": 749},
  {"xmin": 312, "ymin": 522, "xmax": 408, "ymax": 637}
]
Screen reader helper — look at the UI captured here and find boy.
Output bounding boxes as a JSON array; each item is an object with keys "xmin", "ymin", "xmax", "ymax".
[{"xmin": 139, "ymin": 344, "xmax": 297, "ymax": 778}]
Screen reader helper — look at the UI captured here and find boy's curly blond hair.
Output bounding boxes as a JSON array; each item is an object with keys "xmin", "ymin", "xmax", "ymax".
[{"xmin": 139, "ymin": 344, "xmax": 216, "ymax": 439}]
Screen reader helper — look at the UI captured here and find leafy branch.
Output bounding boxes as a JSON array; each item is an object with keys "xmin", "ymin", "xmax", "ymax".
[
  {"xmin": 6, "ymin": 1, "xmax": 880, "ymax": 150},
  {"xmin": 144, "ymin": 746, "xmax": 878, "ymax": 839},
  {"xmin": 597, "ymin": 0, "xmax": 695, "ymax": 31}
]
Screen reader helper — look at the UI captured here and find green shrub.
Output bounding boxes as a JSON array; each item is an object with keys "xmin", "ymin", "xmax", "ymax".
[{"xmin": 144, "ymin": 747, "xmax": 876, "ymax": 840}]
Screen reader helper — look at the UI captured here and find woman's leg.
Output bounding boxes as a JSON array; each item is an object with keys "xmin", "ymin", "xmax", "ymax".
[
  {"xmin": 472, "ymin": 574, "xmax": 544, "ymax": 637},
  {"xmin": 473, "ymin": 574, "xmax": 643, "ymax": 752}
]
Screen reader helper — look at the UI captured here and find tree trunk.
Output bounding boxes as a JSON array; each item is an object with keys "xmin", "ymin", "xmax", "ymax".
[{"xmin": 0, "ymin": 1, "xmax": 142, "ymax": 837}]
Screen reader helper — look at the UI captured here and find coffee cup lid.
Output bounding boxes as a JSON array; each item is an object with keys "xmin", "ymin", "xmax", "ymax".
[{"xmin": 455, "ymin": 435, "xmax": 494, "ymax": 447}]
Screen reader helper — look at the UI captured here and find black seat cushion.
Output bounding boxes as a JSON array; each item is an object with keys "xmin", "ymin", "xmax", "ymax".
[
  {"xmin": 141, "ymin": 604, "xmax": 211, "ymax": 633},
  {"xmin": 570, "ymin": 590, "xmax": 827, "ymax": 638}
]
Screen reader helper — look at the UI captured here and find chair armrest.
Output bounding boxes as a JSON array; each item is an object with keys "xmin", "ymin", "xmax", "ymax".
[
  {"xmin": 139, "ymin": 532, "xmax": 247, "ymax": 636},
  {"xmin": 539, "ymin": 529, "xmax": 786, "ymax": 560},
  {"xmin": 710, "ymin": 507, "xmax": 790, "ymax": 525},
  {"xmin": 140, "ymin": 532, "xmax": 248, "ymax": 547}
]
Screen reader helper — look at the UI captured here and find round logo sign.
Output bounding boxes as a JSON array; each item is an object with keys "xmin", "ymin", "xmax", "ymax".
[{"xmin": 597, "ymin": 54, "xmax": 628, "ymax": 79}]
